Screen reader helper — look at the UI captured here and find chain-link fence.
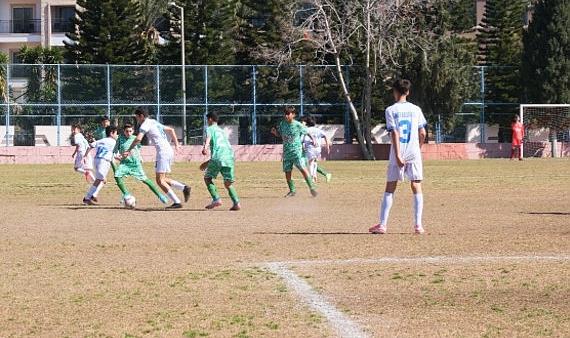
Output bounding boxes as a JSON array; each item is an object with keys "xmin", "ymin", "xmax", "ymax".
[
  {"xmin": 1, "ymin": 64, "xmax": 523, "ymax": 146},
  {"xmin": 2, "ymin": 64, "xmax": 354, "ymax": 146}
]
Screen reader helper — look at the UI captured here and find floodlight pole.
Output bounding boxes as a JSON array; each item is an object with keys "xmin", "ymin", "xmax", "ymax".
[{"xmin": 169, "ymin": 2, "xmax": 186, "ymax": 145}]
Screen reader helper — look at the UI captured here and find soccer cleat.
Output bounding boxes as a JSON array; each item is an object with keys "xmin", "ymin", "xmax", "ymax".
[
  {"xmin": 90, "ymin": 196, "xmax": 98, "ymax": 203},
  {"xmin": 284, "ymin": 191, "xmax": 296, "ymax": 198},
  {"xmin": 229, "ymin": 203, "xmax": 241, "ymax": 211},
  {"xmin": 158, "ymin": 194, "xmax": 168, "ymax": 204},
  {"xmin": 205, "ymin": 199, "xmax": 222, "ymax": 209},
  {"xmin": 414, "ymin": 225, "xmax": 425, "ymax": 234},
  {"xmin": 369, "ymin": 224, "xmax": 386, "ymax": 234},
  {"xmin": 326, "ymin": 173, "xmax": 332, "ymax": 184},
  {"xmin": 166, "ymin": 203, "xmax": 183, "ymax": 209},
  {"xmin": 83, "ymin": 198, "xmax": 95, "ymax": 205},
  {"xmin": 183, "ymin": 186, "xmax": 191, "ymax": 202},
  {"xmin": 310, "ymin": 189, "xmax": 318, "ymax": 197}
]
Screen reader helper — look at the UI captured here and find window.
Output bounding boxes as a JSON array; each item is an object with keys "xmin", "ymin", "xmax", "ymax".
[
  {"xmin": 12, "ymin": 7, "xmax": 35, "ymax": 33},
  {"xmin": 51, "ymin": 6, "xmax": 75, "ymax": 32}
]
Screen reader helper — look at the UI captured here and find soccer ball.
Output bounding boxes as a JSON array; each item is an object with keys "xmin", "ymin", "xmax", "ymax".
[{"xmin": 124, "ymin": 195, "xmax": 136, "ymax": 208}]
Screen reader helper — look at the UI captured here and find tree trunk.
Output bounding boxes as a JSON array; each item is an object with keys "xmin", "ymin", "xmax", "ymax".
[{"xmin": 334, "ymin": 55, "xmax": 374, "ymax": 160}]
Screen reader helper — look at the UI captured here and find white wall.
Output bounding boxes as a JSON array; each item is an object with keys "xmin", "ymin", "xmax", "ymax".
[{"xmin": 466, "ymin": 124, "xmax": 499, "ymax": 143}]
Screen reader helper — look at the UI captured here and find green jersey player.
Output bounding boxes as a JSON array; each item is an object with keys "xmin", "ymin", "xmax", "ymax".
[
  {"xmin": 199, "ymin": 112, "xmax": 240, "ymax": 211},
  {"xmin": 270, "ymin": 106, "xmax": 317, "ymax": 197},
  {"xmin": 113, "ymin": 124, "xmax": 168, "ymax": 205}
]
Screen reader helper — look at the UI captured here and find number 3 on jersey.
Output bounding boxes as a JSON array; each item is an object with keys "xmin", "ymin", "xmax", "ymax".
[{"xmin": 398, "ymin": 120, "xmax": 412, "ymax": 144}]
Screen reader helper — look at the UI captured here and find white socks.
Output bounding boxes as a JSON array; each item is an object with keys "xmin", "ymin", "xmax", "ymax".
[
  {"xmin": 379, "ymin": 192, "xmax": 393, "ymax": 226},
  {"xmin": 169, "ymin": 180, "xmax": 185, "ymax": 191},
  {"xmin": 379, "ymin": 192, "xmax": 423, "ymax": 227},
  {"xmin": 167, "ymin": 189, "xmax": 182, "ymax": 204},
  {"xmin": 414, "ymin": 193, "xmax": 423, "ymax": 226}
]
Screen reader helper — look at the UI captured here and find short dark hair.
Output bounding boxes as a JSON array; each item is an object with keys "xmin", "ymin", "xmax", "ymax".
[
  {"xmin": 206, "ymin": 112, "xmax": 219, "ymax": 122},
  {"xmin": 306, "ymin": 116, "xmax": 317, "ymax": 127},
  {"xmin": 134, "ymin": 106, "xmax": 149, "ymax": 117},
  {"xmin": 100, "ymin": 116, "xmax": 110, "ymax": 122},
  {"xmin": 284, "ymin": 106, "xmax": 296, "ymax": 115},
  {"xmin": 122, "ymin": 123, "xmax": 134, "ymax": 130},
  {"xmin": 392, "ymin": 79, "xmax": 412, "ymax": 95},
  {"xmin": 105, "ymin": 125, "xmax": 118, "ymax": 137}
]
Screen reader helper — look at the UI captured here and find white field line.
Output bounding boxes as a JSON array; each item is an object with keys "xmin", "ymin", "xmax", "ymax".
[
  {"xmin": 263, "ymin": 255, "xmax": 570, "ymax": 338},
  {"xmin": 265, "ymin": 262, "xmax": 371, "ymax": 338}
]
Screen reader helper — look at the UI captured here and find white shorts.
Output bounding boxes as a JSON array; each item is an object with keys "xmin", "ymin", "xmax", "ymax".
[
  {"xmin": 94, "ymin": 159, "xmax": 112, "ymax": 180},
  {"xmin": 386, "ymin": 161, "xmax": 423, "ymax": 182},
  {"xmin": 155, "ymin": 147, "xmax": 174, "ymax": 173},
  {"xmin": 74, "ymin": 152, "xmax": 93, "ymax": 170},
  {"xmin": 305, "ymin": 147, "xmax": 322, "ymax": 161}
]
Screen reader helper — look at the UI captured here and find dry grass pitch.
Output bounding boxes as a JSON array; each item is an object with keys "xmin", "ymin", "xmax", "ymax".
[{"xmin": 1, "ymin": 159, "xmax": 570, "ymax": 337}]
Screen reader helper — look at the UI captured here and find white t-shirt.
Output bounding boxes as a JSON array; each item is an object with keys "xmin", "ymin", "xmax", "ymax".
[
  {"xmin": 385, "ymin": 101, "xmax": 427, "ymax": 165},
  {"xmin": 139, "ymin": 118, "xmax": 172, "ymax": 154},
  {"xmin": 73, "ymin": 133, "xmax": 89, "ymax": 153},
  {"xmin": 90, "ymin": 137, "xmax": 117, "ymax": 162},
  {"xmin": 303, "ymin": 126, "xmax": 326, "ymax": 160}
]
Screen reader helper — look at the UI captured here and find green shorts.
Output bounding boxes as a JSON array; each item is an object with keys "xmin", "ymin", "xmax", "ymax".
[
  {"xmin": 282, "ymin": 154, "xmax": 307, "ymax": 172},
  {"xmin": 205, "ymin": 160, "xmax": 235, "ymax": 182},
  {"xmin": 114, "ymin": 163, "xmax": 148, "ymax": 181}
]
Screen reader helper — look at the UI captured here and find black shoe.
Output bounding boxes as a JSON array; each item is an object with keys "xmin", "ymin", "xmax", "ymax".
[
  {"xmin": 167, "ymin": 203, "xmax": 183, "ymax": 209},
  {"xmin": 83, "ymin": 198, "xmax": 95, "ymax": 205},
  {"xmin": 183, "ymin": 186, "xmax": 191, "ymax": 202}
]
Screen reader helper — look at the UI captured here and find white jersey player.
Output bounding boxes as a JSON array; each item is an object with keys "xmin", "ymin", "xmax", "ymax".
[
  {"xmin": 302, "ymin": 116, "xmax": 331, "ymax": 183},
  {"xmin": 369, "ymin": 79, "xmax": 427, "ymax": 235},
  {"xmin": 82, "ymin": 126, "xmax": 118, "ymax": 205},
  {"xmin": 124, "ymin": 106, "xmax": 190, "ymax": 209},
  {"xmin": 71, "ymin": 124, "xmax": 95, "ymax": 182}
]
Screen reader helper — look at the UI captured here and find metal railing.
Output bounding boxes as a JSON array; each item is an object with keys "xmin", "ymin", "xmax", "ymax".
[{"xmin": 0, "ymin": 19, "xmax": 41, "ymax": 34}]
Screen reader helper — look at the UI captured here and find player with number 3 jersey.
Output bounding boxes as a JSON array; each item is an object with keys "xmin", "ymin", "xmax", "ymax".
[
  {"xmin": 385, "ymin": 88, "xmax": 427, "ymax": 182},
  {"xmin": 369, "ymin": 79, "xmax": 427, "ymax": 235}
]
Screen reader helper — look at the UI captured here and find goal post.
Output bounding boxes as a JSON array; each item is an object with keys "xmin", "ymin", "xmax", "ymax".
[{"xmin": 519, "ymin": 104, "xmax": 570, "ymax": 158}]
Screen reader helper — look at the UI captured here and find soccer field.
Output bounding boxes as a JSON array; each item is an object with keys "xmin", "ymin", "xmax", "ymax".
[{"xmin": 1, "ymin": 159, "xmax": 570, "ymax": 337}]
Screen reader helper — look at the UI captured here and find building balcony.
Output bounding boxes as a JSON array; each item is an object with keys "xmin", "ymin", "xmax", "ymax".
[{"xmin": 0, "ymin": 19, "xmax": 41, "ymax": 34}]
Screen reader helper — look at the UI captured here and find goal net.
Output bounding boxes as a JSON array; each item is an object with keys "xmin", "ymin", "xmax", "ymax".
[{"xmin": 520, "ymin": 104, "xmax": 570, "ymax": 158}]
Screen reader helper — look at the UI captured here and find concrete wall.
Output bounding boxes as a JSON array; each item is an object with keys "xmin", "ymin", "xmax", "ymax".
[{"xmin": 2, "ymin": 142, "xmax": 566, "ymax": 164}]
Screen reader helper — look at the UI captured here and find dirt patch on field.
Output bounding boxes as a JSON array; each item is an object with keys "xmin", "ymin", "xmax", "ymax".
[{"xmin": 1, "ymin": 160, "xmax": 570, "ymax": 337}]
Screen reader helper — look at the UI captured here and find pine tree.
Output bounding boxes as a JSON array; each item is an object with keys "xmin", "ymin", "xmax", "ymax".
[
  {"xmin": 397, "ymin": 0, "xmax": 477, "ymax": 140},
  {"xmin": 477, "ymin": 0, "xmax": 527, "ymax": 139},
  {"xmin": 64, "ymin": 0, "xmax": 152, "ymax": 65},
  {"xmin": 522, "ymin": 0, "xmax": 570, "ymax": 103}
]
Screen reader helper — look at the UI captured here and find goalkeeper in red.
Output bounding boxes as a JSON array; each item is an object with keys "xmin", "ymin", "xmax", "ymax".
[
  {"xmin": 511, "ymin": 114, "xmax": 524, "ymax": 161},
  {"xmin": 369, "ymin": 79, "xmax": 427, "ymax": 235},
  {"xmin": 199, "ymin": 112, "xmax": 241, "ymax": 211}
]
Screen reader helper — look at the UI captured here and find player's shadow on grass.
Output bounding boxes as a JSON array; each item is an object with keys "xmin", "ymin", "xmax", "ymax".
[
  {"xmin": 254, "ymin": 231, "xmax": 414, "ymax": 235},
  {"xmin": 526, "ymin": 211, "xmax": 570, "ymax": 216},
  {"xmin": 65, "ymin": 205, "xmax": 203, "ymax": 212}
]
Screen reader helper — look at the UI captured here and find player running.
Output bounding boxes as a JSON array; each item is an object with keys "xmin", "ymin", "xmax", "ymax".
[
  {"xmin": 199, "ymin": 112, "xmax": 241, "ymax": 211},
  {"xmin": 123, "ymin": 106, "xmax": 190, "ymax": 209},
  {"xmin": 113, "ymin": 123, "xmax": 168, "ymax": 205}
]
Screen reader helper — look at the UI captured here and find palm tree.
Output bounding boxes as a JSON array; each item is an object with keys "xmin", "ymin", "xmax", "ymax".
[{"xmin": 0, "ymin": 52, "xmax": 8, "ymax": 104}]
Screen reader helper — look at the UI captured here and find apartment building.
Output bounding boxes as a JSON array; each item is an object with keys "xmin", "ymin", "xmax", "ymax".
[{"xmin": 0, "ymin": 0, "xmax": 75, "ymax": 61}]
